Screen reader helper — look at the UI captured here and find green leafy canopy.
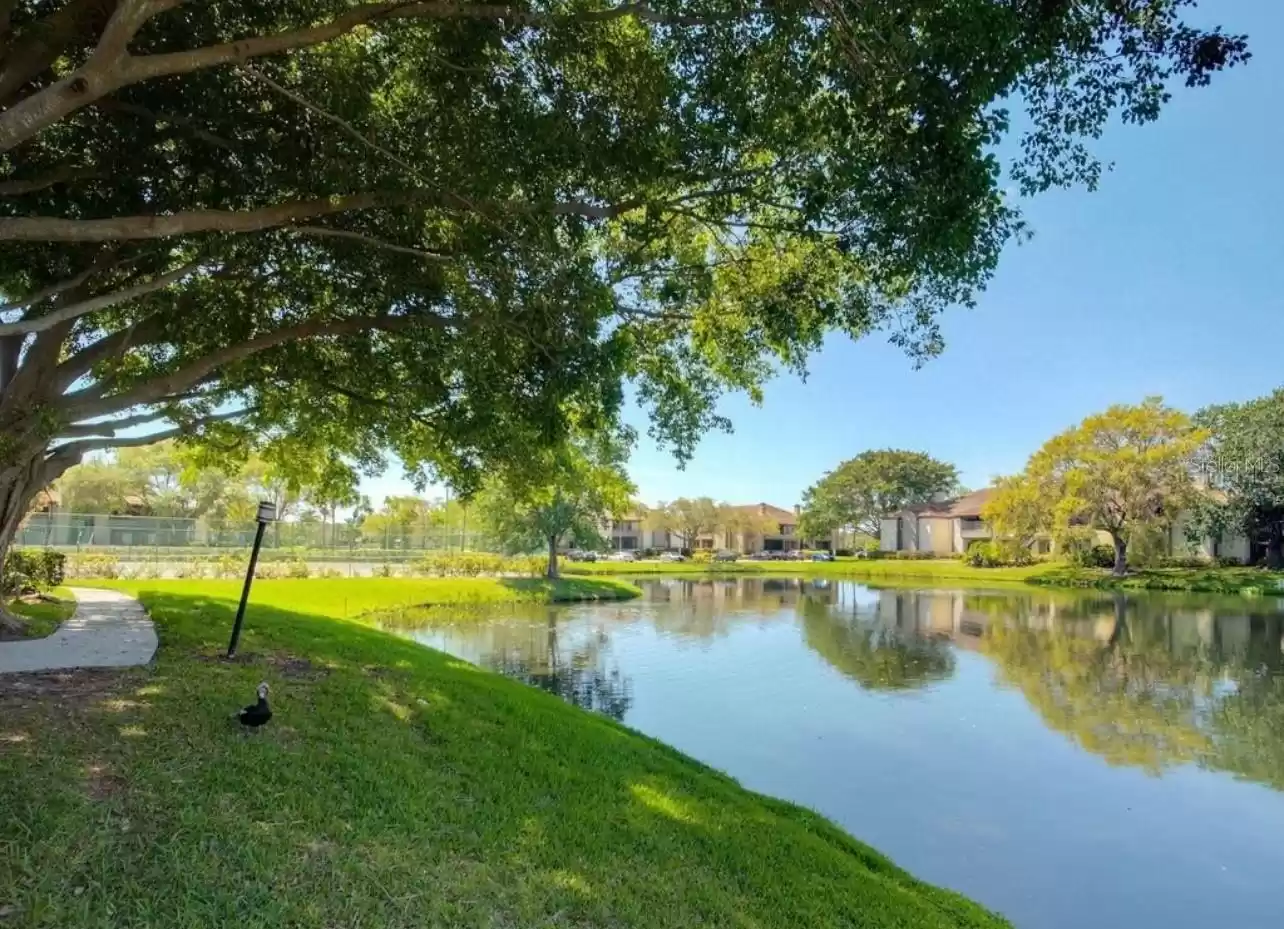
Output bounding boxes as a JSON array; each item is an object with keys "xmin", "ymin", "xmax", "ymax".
[
  {"xmin": 799, "ymin": 449, "xmax": 959, "ymax": 538},
  {"xmin": 0, "ymin": 0, "xmax": 1250, "ymax": 557}
]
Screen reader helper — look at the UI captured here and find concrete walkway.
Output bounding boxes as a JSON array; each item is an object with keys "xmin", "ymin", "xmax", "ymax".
[{"xmin": 0, "ymin": 588, "xmax": 156, "ymax": 674}]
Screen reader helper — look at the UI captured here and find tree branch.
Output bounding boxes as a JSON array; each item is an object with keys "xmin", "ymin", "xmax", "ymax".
[
  {"xmin": 0, "ymin": 1, "xmax": 771, "ymax": 151},
  {"xmin": 63, "ymin": 312, "xmax": 440, "ymax": 419},
  {"xmin": 0, "ymin": 0, "xmax": 115, "ymax": 106},
  {"xmin": 0, "ymin": 258, "xmax": 206, "ymax": 336},
  {"xmin": 237, "ymin": 63, "xmax": 513, "ymax": 237},
  {"xmin": 52, "ymin": 411, "xmax": 250, "ymax": 456},
  {"xmin": 55, "ymin": 406, "xmax": 250, "ymax": 443},
  {"xmin": 56, "ymin": 409, "xmax": 173, "ymax": 439},
  {"xmin": 0, "ymin": 164, "xmax": 101, "ymax": 196},
  {"xmin": 0, "ymin": 258, "xmax": 119, "ymax": 315},
  {"xmin": 54, "ymin": 313, "xmax": 169, "ymax": 392},
  {"xmin": 0, "ymin": 189, "xmax": 635, "ymax": 241},
  {"xmin": 292, "ymin": 226, "xmax": 451, "ymax": 260}
]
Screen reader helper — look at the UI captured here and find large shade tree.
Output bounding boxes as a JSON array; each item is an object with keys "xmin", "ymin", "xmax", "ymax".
[
  {"xmin": 1189, "ymin": 388, "xmax": 1284, "ymax": 568},
  {"xmin": 1014, "ymin": 398, "xmax": 1205, "ymax": 575},
  {"xmin": 0, "ymin": 1, "xmax": 1250, "ymax": 630},
  {"xmin": 799, "ymin": 449, "xmax": 958, "ymax": 541},
  {"xmin": 471, "ymin": 435, "xmax": 633, "ymax": 577}
]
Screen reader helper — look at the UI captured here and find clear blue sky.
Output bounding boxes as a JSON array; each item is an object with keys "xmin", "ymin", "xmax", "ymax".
[{"xmin": 365, "ymin": 0, "xmax": 1284, "ymax": 509}]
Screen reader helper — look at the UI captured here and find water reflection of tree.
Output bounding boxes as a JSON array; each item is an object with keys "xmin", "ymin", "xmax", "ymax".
[
  {"xmin": 799, "ymin": 594, "xmax": 955, "ymax": 691},
  {"xmin": 979, "ymin": 595, "xmax": 1284, "ymax": 789},
  {"xmin": 485, "ymin": 613, "xmax": 633, "ymax": 722}
]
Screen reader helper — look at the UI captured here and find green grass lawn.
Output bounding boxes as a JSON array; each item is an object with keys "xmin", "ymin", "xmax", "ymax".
[
  {"xmin": 3, "ymin": 586, "xmax": 77, "ymax": 638},
  {"xmin": 565, "ymin": 558, "xmax": 1049, "ymax": 585},
  {"xmin": 567, "ymin": 557, "xmax": 1284, "ymax": 595},
  {"xmin": 0, "ymin": 580, "xmax": 1006, "ymax": 929},
  {"xmin": 75, "ymin": 576, "xmax": 640, "ymax": 621}
]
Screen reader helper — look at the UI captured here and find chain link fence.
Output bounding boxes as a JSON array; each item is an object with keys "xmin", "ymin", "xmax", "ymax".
[{"xmin": 17, "ymin": 512, "xmax": 497, "ymax": 563}]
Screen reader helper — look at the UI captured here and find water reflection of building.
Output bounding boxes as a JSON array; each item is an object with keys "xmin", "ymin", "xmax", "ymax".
[{"xmin": 821, "ymin": 587, "xmax": 1284, "ymax": 667}]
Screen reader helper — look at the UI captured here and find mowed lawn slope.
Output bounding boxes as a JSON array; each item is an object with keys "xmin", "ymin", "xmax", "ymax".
[{"xmin": 0, "ymin": 580, "xmax": 1008, "ymax": 929}]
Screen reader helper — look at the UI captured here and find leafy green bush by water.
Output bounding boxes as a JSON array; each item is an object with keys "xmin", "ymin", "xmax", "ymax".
[{"xmin": 963, "ymin": 541, "xmax": 1034, "ymax": 568}]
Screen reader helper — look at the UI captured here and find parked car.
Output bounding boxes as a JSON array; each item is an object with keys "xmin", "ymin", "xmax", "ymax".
[
  {"xmin": 659, "ymin": 552, "xmax": 686, "ymax": 562},
  {"xmin": 713, "ymin": 549, "xmax": 739, "ymax": 562},
  {"xmin": 606, "ymin": 550, "xmax": 637, "ymax": 562},
  {"xmin": 565, "ymin": 549, "xmax": 597, "ymax": 562},
  {"xmin": 811, "ymin": 551, "xmax": 835, "ymax": 562}
]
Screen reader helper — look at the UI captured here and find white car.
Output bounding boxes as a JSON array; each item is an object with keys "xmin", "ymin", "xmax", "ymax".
[{"xmin": 606, "ymin": 551, "xmax": 637, "ymax": 562}]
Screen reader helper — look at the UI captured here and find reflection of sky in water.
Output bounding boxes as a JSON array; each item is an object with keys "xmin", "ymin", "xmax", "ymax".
[{"xmin": 400, "ymin": 579, "xmax": 1284, "ymax": 929}]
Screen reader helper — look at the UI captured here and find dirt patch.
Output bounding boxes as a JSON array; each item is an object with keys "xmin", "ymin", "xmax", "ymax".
[
  {"xmin": 0, "ymin": 668, "xmax": 128, "ymax": 702},
  {"xmin": 84, "ymin": 762, "xmax": 127, "ymax": 801},
  {"xmin": 194, "ymin": 650, "xmax": 326, "ymax": 680},
  {"xmin": 265, "ymin": 654, "xmax": 326, "ymax": 680},
  {"xmin": 194, "ymin": 649, "xmax": 255, "ymax": 665}
]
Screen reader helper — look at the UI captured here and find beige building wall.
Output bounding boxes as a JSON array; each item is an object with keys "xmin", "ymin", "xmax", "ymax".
[
  {"xmin": 879, "ymin": 517, "xmax": 902, "ymax": 551},
  {"xmin": 916, "ymin": 517, "xmax": 954, "ymax": 554}
]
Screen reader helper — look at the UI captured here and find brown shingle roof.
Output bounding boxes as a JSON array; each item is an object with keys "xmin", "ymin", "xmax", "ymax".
[
  {"xmin": 724, "ymin": 503, "xmax": 798, "ymax": 525},
  {"xmin": 942, "ymin": 488, "xmax": 996, "ymax": 517},
  {"xmin": 902, "ymin": 488, "xmax": 996, "ymax": 518}
]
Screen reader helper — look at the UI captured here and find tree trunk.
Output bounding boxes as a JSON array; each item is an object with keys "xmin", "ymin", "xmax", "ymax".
[
  {"xmin": 1111, "ymin": 533, "xmax": 1128, "ymax": 577},
  {"xmin": 546, "ymin": 535, "xmax": 560, "ymax": 580},
  {"xmin": 0, "ymin": 456, "xmax": 43, "ymax": 634},
  {"xmin": 0, "ymin": 441, "xmax": 84, "ymax": 633}
]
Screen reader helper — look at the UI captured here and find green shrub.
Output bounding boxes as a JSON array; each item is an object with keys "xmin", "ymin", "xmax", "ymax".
[
  {"xmin": 65, "ymin": 552, "xmax": 120, "ymax": 580},
  {"xmin": 1068, "ymin": 544, "xmax": 1115, "ymax": 569},
  {"xmin": 963, "ymin": 541, "xmax": 1001, "ymax": 568},
  {"xmin": 411, "ymin": 552, "xmax": 544, "ymax": 578},
  {"xmin": 172, "ymin": 560, "xmax": 202, "ymax": 579},
  {"xmin": 212, "ymin": 553, "xmax": 247, "ymax": 579},
  {"xmin": 1158, "ymin": 555, "xmax": 1214, "ymax": 569},
  {"xmin": 963, "ymin": 541, "xmax": 1034, "ymax": 568},
  {"xmin": 873, "ymin": 550, "xmax": 940, "ymax": 560},
  {"xmin": 2, "ymin": 548, "xmax": 66, "ymax": 595},
  {"xmin": 1057, "ymin": 527, "xmax": 1115, "ymax": 568}
]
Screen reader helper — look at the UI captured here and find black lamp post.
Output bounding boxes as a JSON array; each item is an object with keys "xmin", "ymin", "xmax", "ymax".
[{"xmin": 226, "ymin": 501, "xmax": 276, "ymax": 658}]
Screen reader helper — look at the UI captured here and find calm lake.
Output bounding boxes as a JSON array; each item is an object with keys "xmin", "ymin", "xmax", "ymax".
[{"xmin": 387, "ymin": 578, "xmax": 1284, "ymax": 929}]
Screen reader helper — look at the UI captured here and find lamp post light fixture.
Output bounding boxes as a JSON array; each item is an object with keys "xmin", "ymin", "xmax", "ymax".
[{"xmin": 226, "ymin": 501, "xmax": 277, "ymax": 658}]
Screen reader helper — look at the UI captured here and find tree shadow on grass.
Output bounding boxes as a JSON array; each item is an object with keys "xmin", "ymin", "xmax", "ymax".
[{"xmin": 0, "ymin": 587, "xmax": 1009, "ymax": 929}]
